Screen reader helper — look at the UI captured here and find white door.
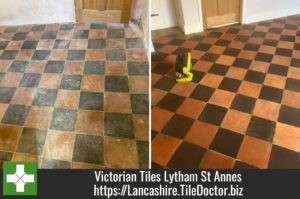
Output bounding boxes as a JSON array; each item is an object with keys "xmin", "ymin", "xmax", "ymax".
[{"xmin": 151, "ymin": 0, "xmax": 177, "ymax": 30}]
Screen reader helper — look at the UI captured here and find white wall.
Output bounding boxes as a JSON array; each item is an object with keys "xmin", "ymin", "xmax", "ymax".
[
  {"xmin": 242, "ymin": 0, "xmax": 300, "ymax": 24},
  {"xmin": 177, "ymin": 0, "xmax": 203, "ymax": 34},
  {"xmin": 0, "ymin": 0, "xmax": 76, "ymax": 26}
]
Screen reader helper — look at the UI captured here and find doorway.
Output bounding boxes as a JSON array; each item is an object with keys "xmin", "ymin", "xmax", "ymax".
[
  {"xmin": 75, "ymin": 0, "xmax": 133, "ymax": 24},
  {"xmin": 202, "ymin": 0, "xmax": 241, "ymax": 29}
]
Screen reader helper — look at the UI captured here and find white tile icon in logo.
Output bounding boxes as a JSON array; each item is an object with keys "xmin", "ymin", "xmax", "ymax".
[{"xmin": 6, "ymin": 164, "xmax": 35, "ymax": 192}]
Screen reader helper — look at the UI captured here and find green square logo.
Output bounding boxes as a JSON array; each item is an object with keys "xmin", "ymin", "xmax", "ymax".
[{"xmin": 3, "ymin": 161, "xmax": 37, "ymax": 196}]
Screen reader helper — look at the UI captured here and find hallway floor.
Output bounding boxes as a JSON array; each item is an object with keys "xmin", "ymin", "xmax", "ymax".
[
  {"xmin": 152, "ymin": 14, "xmax": 300, "ymax": 169},
  {"xmin": 0, "ymin": 22, "xmax": 149, "ymax": 169}
]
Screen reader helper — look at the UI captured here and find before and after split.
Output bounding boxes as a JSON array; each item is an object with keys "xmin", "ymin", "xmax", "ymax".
[{"xmin": 1, "ymin": 0, "xmax": 300, "ymax": 170}]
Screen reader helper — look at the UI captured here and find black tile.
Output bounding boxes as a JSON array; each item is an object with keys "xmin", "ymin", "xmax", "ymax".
[
  {"xmin": 200, "ymin": 52, "xmax": 220, "ymax": 62},
  {"xmin": 157, "ymin": 93, "xmax": 185, "ymax": 112},
  {"xmin": 259, "ymin": 85, "xmax": 283, "ymax": 103},
  {"xmin": 1, "ymin": 105, "xmax": 30, "ymax": 126},
  {"xmin": 31, "ymin": 25, "xmax": 45, "ymax": 32},
  {"xmin": 226, "ymin": 28, "xmax": 239, "ymax": 34},
  {"xmin": 198, "ymin": 103, "xmax": 227, "ymax": 125},
  {"xmin": 41, "ymin": 159, "xmax": 71, "ymax": 169},
  {"xmin": 162, "ymin": 114, "xmax": 194, "ymax": 139},
  {"xmin": 88, "ymin": 39, "xmax": 106, "ymax": 49},
  {"xmin": 131, "ymin": 94, "xmax": 149, "ymax": 114},
  {"xmin": 233, "ymin": 160, "xmax": 258, "ymax": 169},
  {"xmin": 275, "ymin": 48, "xmax": 292, "ymax": 57},
  {"xmin": 8, "ymin": 61, "xmax": 29, "ymax": 72},
  {"xmin": 258, "ymin": 21, "xmax": 271, "ymax": 27},
  {"xmin": 246, "ymin": 116, "xmax": 276, "ymax": 142},
  {"xmin": 208, "ymin": 63, "xmax": 229, "ymax": 76},
  {"xmin": 218, "ymin": 77, "xmax": 241, "ymax": 92},
  {"xmin": 41, "ymin": 31, "xmax": 57, "ymax": 39},
  {"xmin": 0, "ymin": 72, "xmax": 4, "ymax": 82},
  {"xmin": 17, "ymin": 128, "xmax": 47, "ymax": 155},
  {"xmin": 73, "ymin": 30, "xmax": 89, "ymax": 39},
  {"xmin": 268, "ymin": 64, "xmax": 288, "ymax": 76},
  {"xmin": 252, "ymin": 31, "xmax": 266, "ymax": 38},
  {"xmin": 32, "ymin": 50, "xmax": 50, "ymax": 60},
  {"xmin": 153, "ymin": 76, "xmax": 176, "ymax": 91},
  {"xmin": 152, "ymin": 52, "xmax": 168, "ymax": 62},
  {"xmin": 106, "ymin": 49, "xmax": 126, "ymax": 61},
  {"xmin": 280, "ymin": 35, "xmax": 295, "ymax": 42},
  {"xmin": 83, "ymin": 61, "xmax": 105, "ymax": 75},
  {"xmin": 128, "ymin": 61, "xmax": 148, "ymax": 76},
  {"xmin": 231, "ymin": 94, "xmax": 256, "ymax": 114},
  {"xmin": 152, "ymin": 63, "xmax": 172, "ymax": 75},
  {"xmin": 235, "ymin": 35, "xmax": 249, "ymax": 42},
  {"xmin": 254, "ymin": 52, "xmax": 273, "ymax": 62},
  {"xmin": 274, "ymin": 18, "xmax": 286, "ymax": 23},
  {"xmin": 268, "ymin": 28, "xmax": 282, "ymax": 34},
  {"xmin": 126, "ymin": 38, "xmax": 145, "ymax": 48},
  {"xmin": 285, "ymin": 78, "xmax": 300, "ymax": 92},
  {"xmin": 12, "ymin": 32, "xmax": 28, "ymax": 41},
  {"xmin": 4, "ymin": 26, "xmax": 18, "ymax": 33},
  {"xmin": 244, "ymin": 70, "xmax": 266, "ymax": 84},
  {"xmin": 0, "ymin": 50, "xmax": 19, "ymax": 60},
  {"xmin": 223, "ymin": 48, "xmax": 241, "ymax": 57},
  {"xmin": 291, "ymin": 58, "xmax": 300, "ymax": 68},
  {"xmin": 0, "ymin": 87, "xmax": 16, "ymax": 103},
  {"xmin": 243, "ymin": 43, "xmax": 260, "ymax": 51},
  {"xmin": 167, "ymin": 142, "xmax": 206, "ymax": 169},
  {"xmin": 210, "ymin": 128, "xmax": 243, "ymax": 158},
  {"xmin": 136, "ymin": 141, "xmax": 149, "ymax": 169},
  {"xmin": 168, "ymin": 39, "xmax": 185, "ymax": 46},
  {"xmin": 105, "ymin": 76, "xmax": 129, "ymax": 92},
  {"xmin": 172, "ymin": 47, "xmax": 190, "ymax": 55},
  {"xmin": 60, "ymin": 23, "xmax": 74, "ymax": 30},
  {"xmin": 151, "ymin": 130, "xmax": 158, "ymax": 140},
  {"xmin": 268, "ymin": 145, "xmax": 300, "ymax": 169},
  {"xmin": 79, "ymin": 91, "xmax": 104, "ymax": 111},
  {"xmin": 215, "ymin": 39, "xmax": 231, "ymax": 47},
  {"xmin": 0, "ymin": 41, "xmax": 9, "ymax": 49},
  {"xmin": 207, "ymin": 31, "xmax": 223, "ymax": 38},
  {"xmin": 44, "ymin": 61, "xmax": 65, "ymax": 73},
  {"xmin": 278, "ymin": 105, "xmax": 300, "ymax": 128},
  {"xmin": 284, "ymin": 24, "xmax": 297, "ymax": 30},
  {"xmin": 32, "ymin": 88, "xmax": 58, "ymax": 106},
  {"xmin": 263, "ymin": 39, "xmax": 278, "ymax": 47},
  {"xmin": 72, "ymin": 134, "xmax": 104, "ymax": 165},
  {"xmin": 190, "ymin": 84, "xmax": 215, "ymax": 102},
  {"xmin": 22, "ymin": 40, "xmax": 39, "ymax": 49},
  {"xmin": 153, "ymin": 42, "xmax": 164, "ymax": 50},
  {"xmin": 243, "ymin": 25, "xmax": 256, "ymax": 30},
  {"xmin": 107, "ymin": 29, "xmax": 125, "ymax": 38},
  {"xmin": 53, "ymin": 40, "xmax": 71, "ymax": 49},
  {"xmin": 60, "ymin": 75, "xmax": 82, "ymax": 90},
  {"xmin": 189, "ymin": 35, "xmax": 205, "ymax": 42},
  {"xmin": 232, "ymin": 58, "xmax": 252, "ymax": 69},
  {"xmin": 0, "ymin": 151, "xmax": 12, "ymax": 169},
  {"xmin": 67, "ymin": 50, "xmax": 86, "ymax": 60},
  {"xmin": 194, "ymin": 43, "xmax": 212, "ymax": 51},
  {"xmin": 91, "ymin": 23, "xmax": 107, "ymax": 29},
  {"xmin": 191, "ymin": 70, "xmax": 205, "ymax": 83},
  {"xmin": 50, "ymin": 108, "xmax": 77, "ymax": 132},
  {"xmin": 19, "ymin": 73, "xmax": 42, "ymax": 88},
  {"xmin": 294, "ymin": 43, "xmax": 300, "ymax": 50},
  {"xmin": 104, "ymin": 112, "xmax": 134, "ymax": 138}
]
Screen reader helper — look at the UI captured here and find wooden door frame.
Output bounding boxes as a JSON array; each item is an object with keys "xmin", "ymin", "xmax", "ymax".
[
  {"xmin": 75, "ymin": 0, "xmax": 132, "ymax": 24},
  {"xmin": 201, "ymin": 0, "xmax": 243, "ymax": 29}
]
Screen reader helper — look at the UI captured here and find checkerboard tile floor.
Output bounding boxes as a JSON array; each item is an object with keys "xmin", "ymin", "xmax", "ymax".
[
  {"xmin": 0, "ymin": 22, "xmax": 149, "ymax": 169},
  {"xmin": 151, "ymin": 14, "xmax": 300, "ymax": 169}
]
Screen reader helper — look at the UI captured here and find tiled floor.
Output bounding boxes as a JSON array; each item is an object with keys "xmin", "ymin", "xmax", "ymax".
[
  {"xmin": 0, "ymin": 22, "xmax": 149, "ymax": 169},
  {"xmin": 151, "ymin": 14, "xmax": 300, "ymax": 169}
]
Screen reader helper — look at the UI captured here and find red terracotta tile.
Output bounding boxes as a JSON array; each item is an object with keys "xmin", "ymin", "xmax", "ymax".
[
  {"xmin": 263, "ymin": 73, "xmax": 286, "ymax": 89},
  {"xmin": 282, "ymin": 90, "xmax": 300, "ymax": 109},
  {"xmin": 184, "ymin": 121, "xmax": 218, "ymax": 148},
  {"xmin": 274, "ymin": 122, "xmax": 300, "ymax": 153},
  {"xmin": 221, "ymin": 109, "xmax": 251, "ymax": 134},
  {"xmin": 238, "ymin": 81, "xmax": 262, "ymax": 98},
  {"xmin": 0, "ymin": 104, "xmax": 9, "ymax": 121},
  {"xmin": 200, "ymin": 73, "xmax": 223, "ymax": 88},
  {"xmin": 237, "ymin": 135, "xmax": 272, "ymax": 169},
  {"xmin": 76, "ymin": 110, "xmax": 104, "ymax": 135},
  {"xmin": 225, "ymin": 67, "xmax": 247, "ymax": 80},
  {"xmin": 0, "ymin": 124, "xmax": 23, "ymax": 152},
  {"xmin": 151, "ymin": 107, "xmax": 173, "ymax": 132},
  {"xmin": 176, "ymin": 98, "xmax": 206, "ymax": 119},
  {"xmin": 152, "ymin": 88, "xmax": 167, "ymax": 106},
  {"xmin": 209, "ymin": 89, "xmax": 235, "ymax": 108},
  {"xmin": 193, "ymin": 60, "xmax": 213, "ymax": 72},
  {"xmin": 199, "ymin": 150, "xmax": 235, "ymax": 169},
  {"xmin": 250, "ymin": 60, "xmax": 270, "ymax": 73},
  {"xmin": 216, "ymin": 55, "xmax": 235, "ymax": 65},
  {"xmin": 127, "ymin": 49, "xmax": 147, "ymax": 61},
  {"xmin": 105, "ymin": 61, "xmax": 127, "ymax": 76},
  {"xmin": 170, "ymin": 82, "xmax": 197, "ymax": 97},
  {"xmin": 86, "ymin": 50, "xmax": 105, "ymax": 61},
  {"xmin": 15, "ymin": 50, "xmax": 34, "ymax": 60}
]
